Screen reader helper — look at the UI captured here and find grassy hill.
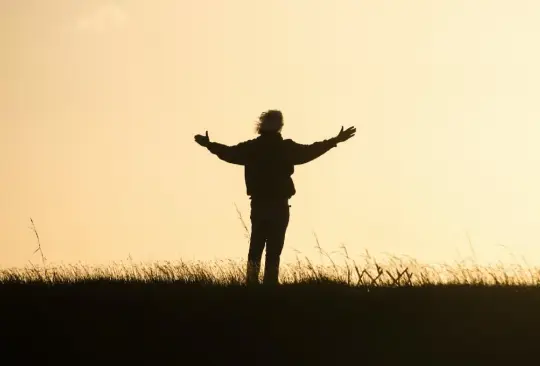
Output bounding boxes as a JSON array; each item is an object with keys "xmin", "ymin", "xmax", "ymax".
[{"xmin": 2, "ymin": 258, "xmax": 540, "ymax": 365}]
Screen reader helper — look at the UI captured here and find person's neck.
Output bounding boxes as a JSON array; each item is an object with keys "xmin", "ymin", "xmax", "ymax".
[{"xmin": 260, "ymin": 131, "xmax": 282, "ymax": 137}]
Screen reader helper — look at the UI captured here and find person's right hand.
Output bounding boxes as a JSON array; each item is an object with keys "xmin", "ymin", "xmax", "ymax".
[
  {"xmin": 335, "ymin": 126, "xmax": 356, "ymax": 143},
  {"xmin": 194, "ymin": 131, "xmax": 210, "ymax": 147}
]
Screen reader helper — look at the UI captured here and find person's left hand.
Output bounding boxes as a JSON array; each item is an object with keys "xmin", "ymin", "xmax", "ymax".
[
  {"xmin": 194, "ymin": 131, "xmax": 210, "ymax": 147},
  {"xmin": 334, "ymin": 126, "xmax": 356, "ymax": 143}
]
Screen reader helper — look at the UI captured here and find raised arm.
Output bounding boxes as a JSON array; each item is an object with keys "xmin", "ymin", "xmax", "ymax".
[
  {"xmin": 194, "ymin": 131, "xmax": 252, "ymax": 166},
  {"xmin": 285, "ymin": 138, "xmax": 338, "ymax": 165},
  {"xmin": 286, "ymin": 126, "xmax": 356, "ymax": 165}
]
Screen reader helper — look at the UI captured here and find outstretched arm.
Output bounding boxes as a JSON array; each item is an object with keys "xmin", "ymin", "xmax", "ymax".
[
  {"xmin": 194, "ymin": 131, "xmax": 251, "ymax": 165},
  {"xmin": 286, "ymin": 139, "xmax": 338, "ymax": 165},
  {"xmin": 287, "ymin": 126, "xmax": 356, "ymax": 165}
]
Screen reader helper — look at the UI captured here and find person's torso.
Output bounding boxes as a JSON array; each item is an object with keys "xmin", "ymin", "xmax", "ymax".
[{"xmin": 244, "ymin": 134, "xmax": 296, "ymax": 199}]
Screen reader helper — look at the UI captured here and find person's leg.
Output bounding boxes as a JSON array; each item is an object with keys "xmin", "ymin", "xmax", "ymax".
[
  {"xmin": 263, "ymin": 202, "xmax": 290, "ymax": 285},
  {"xmin": 246, "ymin": 200, "xmax": 267, "ymax": 284}
]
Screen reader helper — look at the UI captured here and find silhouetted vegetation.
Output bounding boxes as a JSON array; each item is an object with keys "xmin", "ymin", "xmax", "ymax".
[{"xmin": 2, "ymin": 252, "xmax": 540, "ymax": 364}]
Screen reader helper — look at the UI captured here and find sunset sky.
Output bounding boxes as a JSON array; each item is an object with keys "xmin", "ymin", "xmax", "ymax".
[{"xmin": 2, "ymin": 0, "xmax": 540, "ymax": 268}]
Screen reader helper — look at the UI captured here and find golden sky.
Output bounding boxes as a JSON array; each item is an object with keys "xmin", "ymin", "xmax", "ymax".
[{"xmin": 2, "ymin": 0, "xmax": 540, "ymax": 268}]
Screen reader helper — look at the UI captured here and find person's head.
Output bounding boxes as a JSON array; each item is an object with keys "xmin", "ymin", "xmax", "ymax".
[{"xmin": 255, "ymin": 110, "xmax": 283, "ymax": 134}]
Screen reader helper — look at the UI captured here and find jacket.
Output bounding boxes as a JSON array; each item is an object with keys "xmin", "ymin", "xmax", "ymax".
[{"xmin": 206, "ymin": 132, "xmax": 338, "ymax": 199}]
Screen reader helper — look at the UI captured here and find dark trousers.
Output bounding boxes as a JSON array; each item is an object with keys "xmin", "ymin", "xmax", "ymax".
[{"xmin": 246, "ymin": 198, "xmax": 290, "ymax": 285}]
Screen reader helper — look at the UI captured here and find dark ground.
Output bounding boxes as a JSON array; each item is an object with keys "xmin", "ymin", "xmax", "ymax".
[{"xmin": 1, "ymin": 282, "xmax": 539, "ymax": 365}]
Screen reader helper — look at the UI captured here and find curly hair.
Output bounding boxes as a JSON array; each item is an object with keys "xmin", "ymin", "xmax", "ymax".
[{"xmin": 255, "ymin": 110, "xmax": 284, "ymax": 134}]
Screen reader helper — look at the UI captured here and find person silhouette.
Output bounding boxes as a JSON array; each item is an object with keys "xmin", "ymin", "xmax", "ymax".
[{"xmin": 194, "ymin": 110, "xmax": 356, "ymax": 285}]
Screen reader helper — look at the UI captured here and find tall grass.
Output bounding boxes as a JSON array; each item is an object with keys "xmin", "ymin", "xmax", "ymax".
[
  {"xmin": 3, "ymin": 250, "xmax": 540, "ymax": 286},
  {"xmin": 4, "ymin": 217, "xmax": 539, "ymax": 287}
]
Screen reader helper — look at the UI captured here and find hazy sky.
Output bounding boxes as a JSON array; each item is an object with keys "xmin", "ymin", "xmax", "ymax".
[{"xmin": 2, "ymin": 0, "xmax": 540, "ymax": 268}]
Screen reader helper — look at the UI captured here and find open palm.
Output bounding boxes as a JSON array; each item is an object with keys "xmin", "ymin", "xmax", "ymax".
[
  {"xmin": 194, "ymin": 131, "xmax": 210, "ymax": 147},
  {"xmin": 335, "ymin": 126, "xmax": 356, "ymax": 143}
]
